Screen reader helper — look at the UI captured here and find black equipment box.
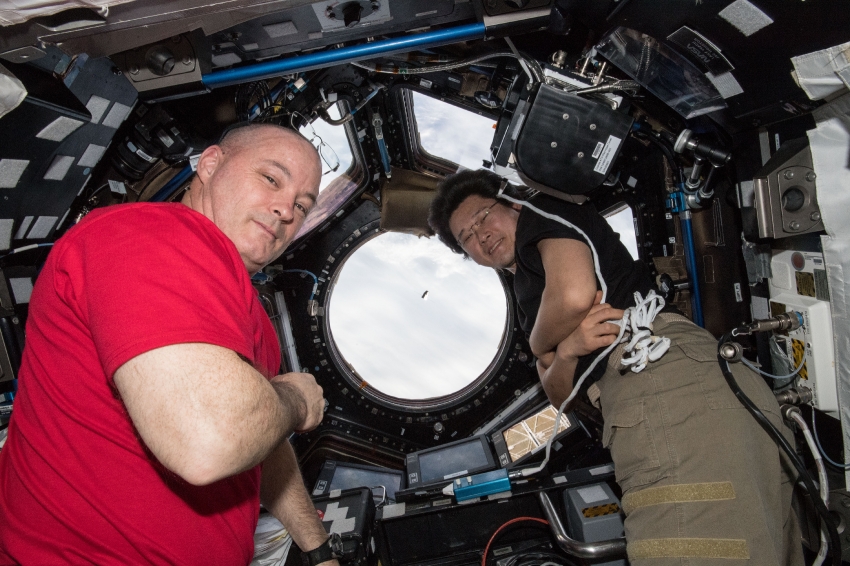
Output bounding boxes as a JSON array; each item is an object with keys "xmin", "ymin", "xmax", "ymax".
[
  {"xmin": 513, "ymin": 83, "xmax": 634, "ymax": 195},
  {"xmin": 293, "ymin": 487, "xmax": 376, "ymax": 566},
  {"xmin": 374, "ymin": 464, "xmax": 618, "ymax": 566},
  {"xmin": 376, "ymin": 487, "xmax": 546, "ymax": 566}
]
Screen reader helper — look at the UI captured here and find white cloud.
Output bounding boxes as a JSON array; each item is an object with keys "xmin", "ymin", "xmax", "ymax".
[{"xmin": 412, "ymin": 92, "xmax": 496, "ymax": 172}]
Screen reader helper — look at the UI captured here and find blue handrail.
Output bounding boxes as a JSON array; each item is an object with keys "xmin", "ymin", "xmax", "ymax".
[{"xmin": 202, "ymin": 23, "xmax": 486, "ymax": 89}]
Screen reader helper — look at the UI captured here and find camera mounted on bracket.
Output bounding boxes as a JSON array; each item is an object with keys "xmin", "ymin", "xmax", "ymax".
[{"xmin": 490, "ymin": 74, "xmax": 634, "ymax": 200}]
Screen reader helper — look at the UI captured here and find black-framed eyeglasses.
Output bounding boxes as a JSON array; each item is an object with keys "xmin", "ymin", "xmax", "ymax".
[
  {"xmin": 459, "ymin": 201, "xmax": 498, "ymax": 251},
  {"xmin": 290, "ymin": 112, "xmax": 340, "ymax": 176}
]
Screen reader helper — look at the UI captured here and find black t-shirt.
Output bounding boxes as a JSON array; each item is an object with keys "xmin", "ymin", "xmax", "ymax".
[{"xmin": 513, "ymin": 193, "xmax": 656, "ymax": 386}]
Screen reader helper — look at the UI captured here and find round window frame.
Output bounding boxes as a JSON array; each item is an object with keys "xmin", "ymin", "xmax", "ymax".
[{"xmin": 323, "ymin": 228, "xmax": 515, "ymax": 412}]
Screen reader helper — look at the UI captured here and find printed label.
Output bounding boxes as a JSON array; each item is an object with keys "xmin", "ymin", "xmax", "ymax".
[
  {"xmin": 592, "ymin": 142, "xmax": 604, "ymax": 159},
  {"xmin": 108, "ymin": 180, "xmax": 127, "ymax": 195},
  {"xmin": 593, "ymin": 135, "xmax": 622, "ymax": 174},
  {"xmin": 135, "ymin": 147, "xmax": 156, "ymax": 163}
]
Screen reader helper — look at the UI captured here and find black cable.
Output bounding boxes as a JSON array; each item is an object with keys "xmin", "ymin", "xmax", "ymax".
[
  {"xmin": 235, "ymin": 81, "xmax": 271, "ymax": 122},
  {"xmin": 631, "ymin": 129, "xmax": 684, "ymax": 185},
  {"xmin": 717, "ymin": 333, "xmax": 842, "ymax": 565}
]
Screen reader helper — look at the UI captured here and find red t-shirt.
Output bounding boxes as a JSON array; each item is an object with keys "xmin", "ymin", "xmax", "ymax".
[{"xmin": 0, "ymin": 203, "xmax": 281, "ymax": 565}]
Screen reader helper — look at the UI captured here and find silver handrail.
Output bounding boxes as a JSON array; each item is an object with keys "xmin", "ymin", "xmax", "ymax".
[{"xmin": 537, "ymin": 491, "xmax": 628, "ymax": 559}]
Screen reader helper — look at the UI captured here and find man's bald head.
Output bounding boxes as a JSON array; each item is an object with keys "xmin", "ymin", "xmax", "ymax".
[{"xmin": 219, "ymin": 123, "xmax": 317, "ymax": 160}]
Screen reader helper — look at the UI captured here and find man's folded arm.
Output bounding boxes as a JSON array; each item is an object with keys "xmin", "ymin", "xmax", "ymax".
[
  {"xmin": 529, "ymin": 237, "xmax": 598, "ymax": 358},
  {"xmin": 536, "ymin": 298, "xmax": 624, "ymax": 408},
  {"xmin": 114, "ymin": 342, "xmax": 307, "ymax": 486},
  {"xmin": 537, "ymin": 352, "xmax": 579, "ymax": 409}
]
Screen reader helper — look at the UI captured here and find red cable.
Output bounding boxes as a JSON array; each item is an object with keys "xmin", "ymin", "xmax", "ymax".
[{"xmin": 481, "ymin": 516, "xmax": 550, "ymax": 566}]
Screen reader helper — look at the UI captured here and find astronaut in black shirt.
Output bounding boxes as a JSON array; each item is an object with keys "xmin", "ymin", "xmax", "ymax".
[{"xmin": 429, "ymin": 169, "xmax": 802, "ymax": 565}]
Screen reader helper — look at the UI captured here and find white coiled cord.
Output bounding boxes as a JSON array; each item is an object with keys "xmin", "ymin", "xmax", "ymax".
[{"xmin": 618, "ymin": 291, "xmax": 671, "ymax": 373}]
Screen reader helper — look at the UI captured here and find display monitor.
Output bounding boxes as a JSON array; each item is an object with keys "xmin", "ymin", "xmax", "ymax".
[
  {"xmin": 490, "ymin": 403, "xmax": 582, "ymax": 468},
  {"xmin": 312, "ymin": 460, "xmax": 404, "ymax": 503},
  {"xmin": 404, "ymin": 435, "xmax": 497, "ymax": 490}
]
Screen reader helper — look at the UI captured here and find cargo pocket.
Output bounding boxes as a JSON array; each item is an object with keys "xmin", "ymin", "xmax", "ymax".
[{"xmin": 602, "ymin": 400, "xmax": 663, "ymax": 491}]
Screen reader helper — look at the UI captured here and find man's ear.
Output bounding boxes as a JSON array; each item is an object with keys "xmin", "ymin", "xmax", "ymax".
[{"xmin": 195, "ymin": 145, "xmax": 223, "ymax": 184}]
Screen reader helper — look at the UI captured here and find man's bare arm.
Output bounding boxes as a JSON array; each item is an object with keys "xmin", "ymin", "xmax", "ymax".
[
  {"xmin": 536, "ymin": 300, "xmax": 625, "ymax": 408},
  {"xmin": 528, "ymin": 238, "xmax": 598, "ymax": 358},
  {"xmin": 114, "ymin": 343, "xmax": 324, "ymax": 486},
  {"xmin": 261, "ymin": 441, "xmax": 339, "ymax": 565}
]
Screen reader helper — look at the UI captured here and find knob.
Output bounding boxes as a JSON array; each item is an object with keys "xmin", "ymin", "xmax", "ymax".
[{"xmin": 145, "ymin": 45, "xmax": 175, "ymax": 76}]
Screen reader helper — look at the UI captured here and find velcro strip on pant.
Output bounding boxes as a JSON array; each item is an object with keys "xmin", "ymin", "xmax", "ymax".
[
  {"xmin": 621, "ymin": 482, "xmax": 735, "ymax": 515},
  {"xmin": 629, "ymin": 538, "xmax": 749, "ymax": 559}
]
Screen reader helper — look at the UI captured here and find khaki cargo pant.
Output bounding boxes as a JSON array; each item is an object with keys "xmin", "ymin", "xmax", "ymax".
[{"xmin": 594, "ymin": 313, "xmax": 803, "ymax": 565}]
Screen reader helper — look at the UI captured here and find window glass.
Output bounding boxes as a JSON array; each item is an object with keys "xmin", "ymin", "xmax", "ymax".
[
  {"xmin": 299, "ymin": 105, "xmax": 354, "ymax": 192},
  {"xmin": 603, "ymin": 203, "xmax": 640, "ymax": 260},
  {"xmin": 411, "ymin": 91, "xmax": 496, "ymax": 171},
  {"xmin": 328, "ymin": 232, "xmax": 508, "ymax": 400},
  {"xmin": 294, "ymin": 103, "xmax": 361, "ymax": 240}
]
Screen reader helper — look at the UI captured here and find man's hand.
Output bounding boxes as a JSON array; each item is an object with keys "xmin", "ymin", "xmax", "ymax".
[
  {"xmin": 271, "ymin": 372, "xmax": 325, "ymax": 433},
  {"xmin": 555, "ymin": 293, "xmax": 624, "ymax": 362}
]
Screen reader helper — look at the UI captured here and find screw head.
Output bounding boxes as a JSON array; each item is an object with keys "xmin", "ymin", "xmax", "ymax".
[
  {"xmin": 811, "ymin": 211, "xmax": 821, "ymax": 222},
  {"xmin": 129, "ymin": 65, "xmax": 139, "ymax": 75},
  {"xmin": 577, "ymin": 152, "xmax": 584, "ymax": 158},
  {"xmin": 789, "ymin": 221, "xmax": 801, "ymax": 230},
  {"xmin": 12, "ymin": 317, "xmax": 19, "ymax": 324},
  {"xmin": 562, "ymin": 113, "xmax": 569, "ymax": 120},
  {"xmin": 551, "ymin": 141, "xmax": 558, "ymax": 148},
  {"xmin": 589, "ymin": 124, "xmax": 596, "ymax": 130},
  {"xmin": 806, "ymin": 171, "xmax": 817, "ymax": 182},
  {"xmin": 784, "ymin": 170, "xmax": 795, "ymax": 180}
]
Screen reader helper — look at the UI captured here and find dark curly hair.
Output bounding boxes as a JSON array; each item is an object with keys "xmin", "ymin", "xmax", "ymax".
[{"xmin": 428, "ymin": 169, "xmax": 520, "ymax": 257}]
